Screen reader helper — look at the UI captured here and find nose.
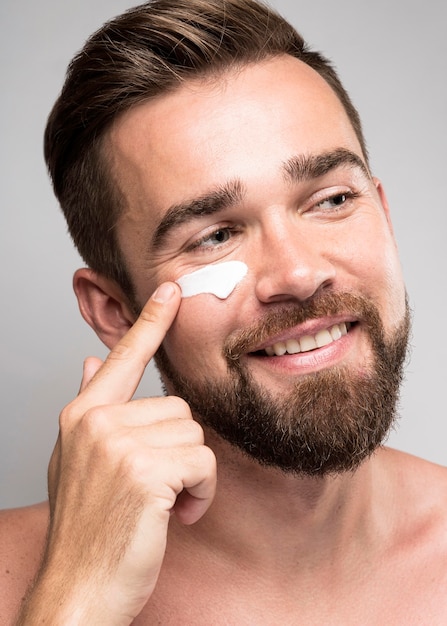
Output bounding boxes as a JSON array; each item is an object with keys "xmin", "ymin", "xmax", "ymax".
[{"xmin": 253, "ymin": 215, "xmax": 336, "ymax": 304}]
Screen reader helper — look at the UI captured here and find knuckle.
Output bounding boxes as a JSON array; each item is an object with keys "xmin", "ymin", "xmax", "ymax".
[
  {"xmin": 106, "ymin": 341, "xmax": 133, "ymax": 363},
  {"xmin": 165, "ymin": 395, "xmax": 192, "ymax": 417},
  {"xmin": 182, "ymin": 418, "xmax": 204, "ymax": 442},
  {"xmin": 58, "ymin": 403, "xmax": 114, "ymax": 449},
  {"xmin": 186, "ymin": 444, "xmax": 217, "ymax": 473},
  {"xmin": 200, "ymin": 445, "xmax": 217, "ymax": 471},
  {"xmin": 105, "ymin": 340, "xmax": 147, "ymax": 372},
  {"xmin": 138, "ymin": 307, "xmax": 161, "ymax": 327},
  {"xmin": 58, "ymin": 403, "xmax": 78, "ymax": 431},
  {"xmin": 80, "ymin": 405, "xmax": 110, "ymax": 437}
]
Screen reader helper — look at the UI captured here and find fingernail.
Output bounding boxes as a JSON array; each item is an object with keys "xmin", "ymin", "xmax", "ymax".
[{"xmin": 152, "ymin": 282, "xmax": 176, "ymax": 303}]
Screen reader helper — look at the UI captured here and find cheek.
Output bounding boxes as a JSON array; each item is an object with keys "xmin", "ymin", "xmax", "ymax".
[
  {"xmin": 381, "ymin": 248, "xmax": 406, "ymax": 323},
  {"xmin": 352, "ymin": 227, "xmax": 406, "ymax": 324},
  {"xmin": 161, "ymin": 262, "xmax": 250, "ymax": 369},
  {"xmin": 161, "ymin": 297, "xmax": 233, "ymax": 376}
]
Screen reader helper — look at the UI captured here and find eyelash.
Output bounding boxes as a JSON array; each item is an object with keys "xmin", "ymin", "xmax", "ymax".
[
  {"xmin": 312, "ymin": 190, "xmax": 359, "ymax": 212},
  {"xmin": 186, "ymin": 225, "xmax": 239, "ymax": 252}
]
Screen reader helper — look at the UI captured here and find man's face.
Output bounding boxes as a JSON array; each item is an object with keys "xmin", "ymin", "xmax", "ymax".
[{"xmin": 108, "ymin": 55, "xmax": 408, "ymax": 474}]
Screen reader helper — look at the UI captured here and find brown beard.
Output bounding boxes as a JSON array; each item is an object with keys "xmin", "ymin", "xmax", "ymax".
[{"xmin": 155, "ymin": 292, "xmax": 411, "ymax": 476}]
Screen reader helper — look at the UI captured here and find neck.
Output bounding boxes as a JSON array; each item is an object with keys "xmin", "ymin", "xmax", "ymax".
[{"xmin": 171, "ymin": 431, "xmax": 388, "ymax": 574}]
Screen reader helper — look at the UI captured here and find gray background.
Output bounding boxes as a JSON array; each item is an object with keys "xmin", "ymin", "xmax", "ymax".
[{"xmin": 1, "ymin": 0, "xmax": 445, "ymax": 508}]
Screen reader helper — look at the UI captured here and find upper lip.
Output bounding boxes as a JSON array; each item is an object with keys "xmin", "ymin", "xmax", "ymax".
[{"xmin": 248, "ymin": 315, "xmax": 357, "ymax": 353}]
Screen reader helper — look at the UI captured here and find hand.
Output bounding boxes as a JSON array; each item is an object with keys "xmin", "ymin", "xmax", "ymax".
[{"xmin": 18, "ymin": 282, "xmax": 217, "ymax": 625}]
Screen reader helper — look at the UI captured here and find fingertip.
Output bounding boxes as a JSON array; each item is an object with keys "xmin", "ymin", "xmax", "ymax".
[
  {"xmin": 173, "ymin": 492, "xmax": 213, "ymax": 526},
  {"xmin": 83, "ymin": 355, "xmax": 104, "ymax": 372},
  {"xmin": 151, "ymin": 282, "xmax": 180, "ymax": 304},
  {"xmin": 80, "ymin": 356, "xmax": 104, "ymax": 391}
]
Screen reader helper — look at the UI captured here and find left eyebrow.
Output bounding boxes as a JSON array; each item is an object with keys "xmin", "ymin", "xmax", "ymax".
[
  {"xmin": 151, "ymin": 179, "xmax": 245, "ymax": 251},
  {"xmin": 283, "ymin": 148, "xmax": 371, "ymax": 184}
]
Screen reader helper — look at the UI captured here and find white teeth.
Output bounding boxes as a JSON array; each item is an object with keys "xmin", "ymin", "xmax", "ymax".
[
  {"xmin": 329, "ymin": 324, "xmax": 342, "ymax": 340},
  {"xmin": 315, "ymin": 329, "xmax": 332, "ymax": 348},
  {"xmin": 273, "ymin": 342, "xmax": 287, "ymax": 356},
  {"xmin": 263, "ymin": 322, "xmax": 350, "ymax": 357},
  {"xmin": 299, "ymin": 335, "xmax": 317, "ymax": 352},
  {"xmin": 286, "ymin": 339, "xmax": 301, "ymax": 354}
]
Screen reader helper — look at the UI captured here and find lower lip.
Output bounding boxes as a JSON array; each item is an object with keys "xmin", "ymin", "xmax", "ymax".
[{"xmin": 246, "ymin": 326, "xmax": 358, "ymax": 377}]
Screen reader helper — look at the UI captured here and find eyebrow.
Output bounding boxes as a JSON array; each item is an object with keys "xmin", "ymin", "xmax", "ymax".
[
  {"xmin": 283, "ymin": 148, "xmax": 371, "ymax": 184},
  {"xmin": 150, "ymin": 148, "xmax": 370, "ymax": 251},
  {"xmin": 151, "ymin": 179, "xmax": 245, "ymax": 251}
]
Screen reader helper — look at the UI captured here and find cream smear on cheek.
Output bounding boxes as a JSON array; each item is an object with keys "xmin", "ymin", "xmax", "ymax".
[{"xmin": 176, "ymin": 261, "xmax": 248, "ymax": 299}]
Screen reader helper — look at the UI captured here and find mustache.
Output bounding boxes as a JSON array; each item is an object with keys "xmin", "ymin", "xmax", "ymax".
[{"xmin": 224, "ymin": 291, "xmax": 382, "ymax": 362}]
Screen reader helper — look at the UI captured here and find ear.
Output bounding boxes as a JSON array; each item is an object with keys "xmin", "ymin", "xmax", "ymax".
[
  {"xmin": 73, "ymin": 268, "xmax": 137, "ymax": 350},
  {"xmin": 372, "ymin": 177, "xmax": 397, "ymax": 241}
]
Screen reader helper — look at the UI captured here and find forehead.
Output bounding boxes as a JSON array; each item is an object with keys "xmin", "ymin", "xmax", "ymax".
[{"xmin": 107, "ymin": 55, "xmax": 363, "ymax": 222}]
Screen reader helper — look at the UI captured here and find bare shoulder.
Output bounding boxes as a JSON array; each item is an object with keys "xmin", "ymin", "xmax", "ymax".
[
  {"xmin": 380, "ymin": 448, "xmax": 447, "ymax": 557},
  {"xmin": 0, "ymin": 502, "xmax": 49, "ymax": 624},
  {"xmin": 382, "ymin": 446, "xmax": 447, "ymax": 490},
  {"xmin": 381, "ymin": 447, "xmax": 447, "ymax": 512},
  {"xmin": 365, "ymin": 449, "xmax": 447, "ymax": 621}
]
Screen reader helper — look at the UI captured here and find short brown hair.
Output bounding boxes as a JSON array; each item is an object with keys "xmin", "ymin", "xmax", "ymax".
[{"xmin": 44, "ymin": 0, "xmax": 367, "ymax": 299}]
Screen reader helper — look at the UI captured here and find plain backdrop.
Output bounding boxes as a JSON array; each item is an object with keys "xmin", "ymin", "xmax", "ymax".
[{"xmin": 1, "ymin": 0, "xmax": 446, "ymax": 508}]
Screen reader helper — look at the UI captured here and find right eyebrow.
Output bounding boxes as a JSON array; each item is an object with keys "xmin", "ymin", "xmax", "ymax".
[{"xmin": 151, "ymin": 179, "xmax": 245, "ymax": 251}]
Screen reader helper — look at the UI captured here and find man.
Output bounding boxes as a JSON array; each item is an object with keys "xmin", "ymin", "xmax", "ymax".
[{"xmin": 1, "ymin": 0, "xmax": 446, "ymax": 623}]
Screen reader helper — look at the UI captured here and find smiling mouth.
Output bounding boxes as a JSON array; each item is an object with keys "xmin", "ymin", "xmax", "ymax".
[{"xmin": 252, "ymin": 322, "xmax": 354, "ymax": 357}]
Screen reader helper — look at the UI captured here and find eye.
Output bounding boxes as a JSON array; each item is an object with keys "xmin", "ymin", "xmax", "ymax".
[
  {"xmin": 316, "ymin": 192, "xmax": 353, "ymax": 211},
  {"xmin": 206, "ymin": 228, "xmax": 231, "ymax": 245},
  {"xmin": 187, "ymin": 226, "xmax": 234, "ymax": 251}
]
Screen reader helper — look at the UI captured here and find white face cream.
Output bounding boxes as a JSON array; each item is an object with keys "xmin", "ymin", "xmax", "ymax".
[{"xmin": 176, "ymin": 260, "xmax": 248, "ymax": 299}]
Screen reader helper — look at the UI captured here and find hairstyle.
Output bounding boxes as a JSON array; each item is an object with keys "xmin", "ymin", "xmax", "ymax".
[{"xmin": 44, "ymin": 0, "xmax": 367, "ymax": 300}]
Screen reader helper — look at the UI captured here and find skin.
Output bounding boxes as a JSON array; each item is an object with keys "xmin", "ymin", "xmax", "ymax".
[
  {"xmin": 108, "ymin": 57, "xmax": 405, "ymax": 395},
  {"xmin": 1, "ymin": 55, "xmax": 447, "ymax": 625}
]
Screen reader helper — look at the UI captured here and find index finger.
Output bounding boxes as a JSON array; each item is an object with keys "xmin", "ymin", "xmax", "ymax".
[{"xmin": 76, "ymin": 281, "xmax": 182, "ymax": 409}]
